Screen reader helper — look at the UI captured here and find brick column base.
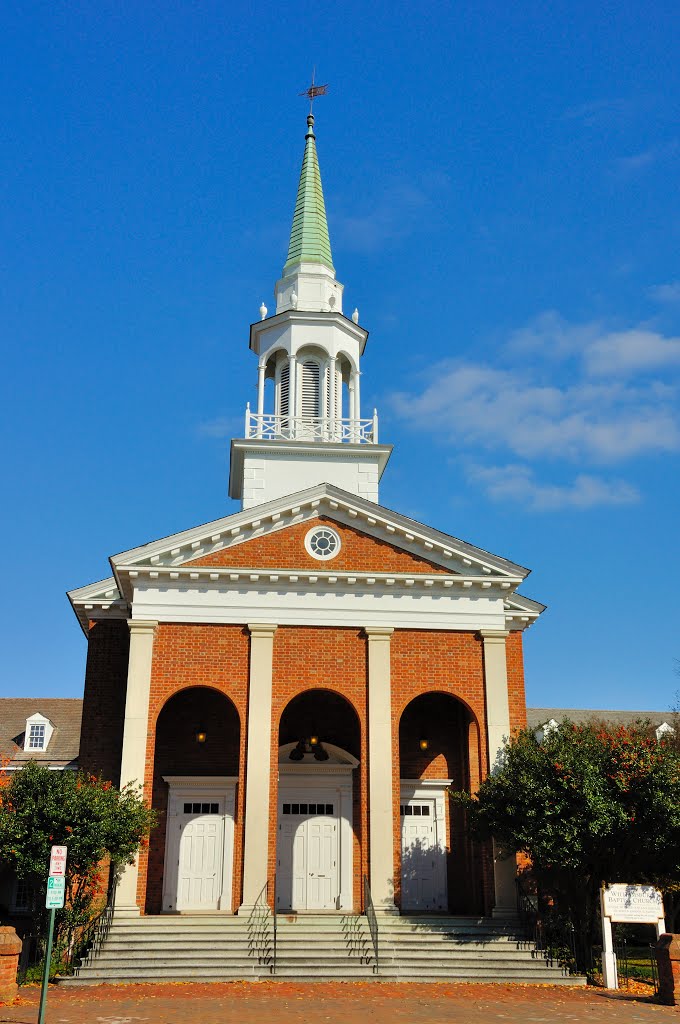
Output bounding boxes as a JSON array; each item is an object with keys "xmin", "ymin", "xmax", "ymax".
[
  {"xmin": 655, "ymin": 934, "xmax": 680, "ymax": 1006},
  {"xmin": 0, "ymin": 927, "xmax": 22, "ymax": 1004}
]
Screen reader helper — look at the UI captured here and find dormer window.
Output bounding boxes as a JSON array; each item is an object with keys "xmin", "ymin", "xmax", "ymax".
[
  {"xmin": 23, "ymin": 713, "xmax": 54, "ymax": 753},
  {"xmin": 656, "ymin": 722, "xmax": 676, "ymax": 742}
]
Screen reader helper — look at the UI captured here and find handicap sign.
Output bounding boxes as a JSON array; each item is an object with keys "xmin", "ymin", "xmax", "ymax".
[{"xmin": 45, "ymin": 876, "xmax": 65, "ymax": 909}]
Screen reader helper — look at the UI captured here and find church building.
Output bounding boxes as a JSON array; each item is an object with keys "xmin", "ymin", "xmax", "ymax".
[{"xmin": 68, "ymin": 112, "xmax": 545, "ymax": 925}]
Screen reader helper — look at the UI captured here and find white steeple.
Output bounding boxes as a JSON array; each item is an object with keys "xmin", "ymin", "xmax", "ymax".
[{"xmin": 228, "ymin": 114, "xmax": 392, "ymax": 510}]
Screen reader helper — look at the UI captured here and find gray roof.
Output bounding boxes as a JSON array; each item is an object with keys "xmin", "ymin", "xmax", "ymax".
[
  {"xmin": 527, "ymin": 707, "xmax": 675, "ymax": 730},
  {"xmin": 0, "ymin": 699, "xmax": 82, "ymax": 768}
]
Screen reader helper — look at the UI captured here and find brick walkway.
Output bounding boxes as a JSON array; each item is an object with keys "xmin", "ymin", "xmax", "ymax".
[{"xmin": 0, "ymin": 982, "xmax": 673, "ymax": 1024}]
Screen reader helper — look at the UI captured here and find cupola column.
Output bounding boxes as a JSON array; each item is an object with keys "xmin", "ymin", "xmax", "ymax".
[
  {"xmin": 353, "ymin": 370, "xmax": 361, "ymax": 423},
  {"xmin": 256, "ymin": 363, "xmax": 266, "ymax": 423},
  {"xmin": 329, "ymin": 354, "xmax": 337, "ymax": 426},
  {"xmin": 288, "ymin": 353, "xmax": 297, "ymax": 423}
]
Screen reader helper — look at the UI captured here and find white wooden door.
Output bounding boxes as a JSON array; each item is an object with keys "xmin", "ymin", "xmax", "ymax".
[
  {"xmin": 400, "ymin": 799, "xmax": 446, "ymax": 911},
  {"xmin": 176, "ymin": 814, "xmax": 223, "ymax": 910},
  {"xmin": 277, "ymin": 798, "xmax": 338, "ymax": 910},
  {"xmin": 164, "ymin": 798, "xmax": 225, "ymax": 911}
]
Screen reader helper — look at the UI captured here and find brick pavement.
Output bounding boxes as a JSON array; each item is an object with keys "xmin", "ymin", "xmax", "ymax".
[{"xmin": 0, "ymin": 982, "xmax": 674, "ymax": 1024}]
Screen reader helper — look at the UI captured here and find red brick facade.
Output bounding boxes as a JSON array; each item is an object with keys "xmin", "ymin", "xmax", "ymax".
[
  {"xmin": 79, "ymin": 524, "xmax": 530, "ymax": 919},
  {"xmin": 185, "ymin": 516, "xmax": 450, "ymax": 574}
]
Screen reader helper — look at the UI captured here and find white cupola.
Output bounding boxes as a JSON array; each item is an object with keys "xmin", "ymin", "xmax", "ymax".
[{"xmin": 229, "ymin": 114, "xmax": 392, "ymax": 509}]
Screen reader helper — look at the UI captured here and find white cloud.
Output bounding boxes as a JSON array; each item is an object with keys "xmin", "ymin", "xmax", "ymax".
[
  {"xmin": 197, "ymin": 415, "xmax": 242, "ymax": 438},
  {"xmin": 465, "ymin": 464, "xmax": 640, "ymax": 511},
  {"xmin": 390, "ymin": 312, "xmax": 680, "ymax": 510},
  {"xmin": 584, "ymin": 329, "xmax": 680, "ymax": 376},
  {"xmin": 649, "ymin": 281, "xmax": 680, "ymax": 304},
  {"xmin": 391, "ymin": 360, "xmax": 680, "ymax": 462}
]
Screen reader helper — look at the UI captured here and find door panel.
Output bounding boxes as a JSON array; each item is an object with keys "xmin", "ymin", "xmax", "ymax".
[
  {"xmin": 277, "ymin": 796, "xmax": 338, "ymax": 911},
  {"xmin": 401, "ymin": 798, "xmax": 446, "ymax": 911}
]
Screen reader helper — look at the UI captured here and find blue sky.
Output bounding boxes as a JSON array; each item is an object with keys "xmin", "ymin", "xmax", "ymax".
[{"xmin": 2, "ymin": 1, "xmax": 678, "ymax": 710}]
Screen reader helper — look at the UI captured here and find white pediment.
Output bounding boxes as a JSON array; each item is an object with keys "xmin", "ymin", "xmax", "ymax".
[{"xmin": 69, "ymin": 482, "xmax": 545, "ymax": 634}]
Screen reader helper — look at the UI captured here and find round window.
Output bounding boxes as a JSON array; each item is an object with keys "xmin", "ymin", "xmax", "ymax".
[{"xmin": 305, "ymin": 526, "xmax": 341, "ymax": 561}]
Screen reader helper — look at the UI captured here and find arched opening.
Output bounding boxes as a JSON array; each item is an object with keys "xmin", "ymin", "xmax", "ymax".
[
  {"xmin": 277, "ymin": 689, "xmax": 361, "ymax": 912},
  {"xmin": 147, "ymin": 687, "xmax": 240, "ymax": 914},
  {"xmin": 398, "ymin": 693, "xmax": 482, "ymax": 914}
]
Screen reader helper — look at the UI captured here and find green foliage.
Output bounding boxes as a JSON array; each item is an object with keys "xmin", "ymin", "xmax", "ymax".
[
  {"xmin": 0, "ymin": 763, "xmax": 156, "ymax": 955},
  {"xmin": 452, "ymin": 719, "xmax": 680, "ymax": 964}
]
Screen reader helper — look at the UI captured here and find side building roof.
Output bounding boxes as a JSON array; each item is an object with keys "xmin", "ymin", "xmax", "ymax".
[
  {"xmin": 0, "ymin": 698, "xmax": 83, "ymax": 769},
  {"xmin": 527, "ymin": 707, "xmax": 675, "ymax": 730}
]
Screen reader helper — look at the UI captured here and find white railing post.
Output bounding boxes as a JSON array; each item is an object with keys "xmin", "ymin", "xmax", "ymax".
[
  {"xmin": 372, "ymin": 409, "xmax": 379, "ymax": 443},
  {"xmin": 245, "ymin": 402, "xmax": 251, "ymax": 438}
]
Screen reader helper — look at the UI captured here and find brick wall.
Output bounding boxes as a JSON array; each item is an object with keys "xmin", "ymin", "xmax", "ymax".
[
  {"xmin": 506, "ymin": 631, "xmax": 528, "ymax": 733},
  {"xmin": 145, "ymin": 686, "xmax": 241, "ymax": 914},
  {"xmin": 271, "ymin": 627, "xmax": 368, "ymax": 912},
  {"xmin": 390, "ymin": 630, "xmax": 492, "ymax": 913},
  {"xmin": 79, "ymin": 619, "xmax": 129, "ymax": 785},
  {"xmin": 138, "ymin": 623, "xmax": 249, "ymax": 913},
  {"xmin": 85, "ymin": 611, "xmax": 528, "ymax": 916}
]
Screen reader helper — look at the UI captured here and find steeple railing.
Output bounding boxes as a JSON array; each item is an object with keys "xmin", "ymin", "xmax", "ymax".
[{"xmin": 245, "ymin": 406, "xmax": 378, "ymax": 444}]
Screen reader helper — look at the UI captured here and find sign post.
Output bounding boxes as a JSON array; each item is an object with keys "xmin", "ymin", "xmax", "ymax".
[
  {"xmin": 600, "ymin": 884, "xmax": 666, "ymax": 990},
  {"xmin": 38, "ymin": 847, "xmax": 67, "ymax": 1024}
]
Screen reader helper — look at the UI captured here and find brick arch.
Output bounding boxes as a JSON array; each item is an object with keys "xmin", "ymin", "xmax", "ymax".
[
  {"xmin": 397, "ymin": 690, "xmax": 484, "ymax": 915},
  {"xmin": 145, "ymin": 686, "xmax": 241, "ymax": 914},
  {"xmin": 277, "ymin": 686, "xmax": 361, "ymax": 759}
]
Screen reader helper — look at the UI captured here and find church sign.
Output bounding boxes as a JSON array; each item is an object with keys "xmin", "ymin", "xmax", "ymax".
[
  {"xmin": 600, "ymin": 884, "xmax": 666, "ymax": 990},
  {"xmin": 602, "ymin": 884, "xmax": 665, "ymax": 924}
]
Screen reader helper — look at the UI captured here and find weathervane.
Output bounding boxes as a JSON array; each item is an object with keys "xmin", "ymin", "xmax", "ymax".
[{"xmin": 299, "ymin": 68, "xmax": 329, "ymax": 114}]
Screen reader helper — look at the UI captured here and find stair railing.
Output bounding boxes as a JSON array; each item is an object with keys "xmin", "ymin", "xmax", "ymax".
[
  {"xmin": 71, "ymin": 868, "xmax": 118, "ymax": 976},
  {"xmin": 272, "ymin": 875, "xmax": 277, "ymax": 975},
  {"xmin": 247, "ymin": 881, "xmax": 274, "ymax": 974},
  {"xmin": 363, "ymin": 874, "xmax": 379, "ymax": 974}
]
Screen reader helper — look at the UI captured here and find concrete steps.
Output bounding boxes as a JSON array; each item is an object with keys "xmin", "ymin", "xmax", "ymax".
[{"xmin": 64, "ymin": 912, "xmax": 585, "ymax": 986}]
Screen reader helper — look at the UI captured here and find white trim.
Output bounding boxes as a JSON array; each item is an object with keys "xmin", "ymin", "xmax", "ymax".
[
  {"xmin": 304, "ymin": 524, "xmax": 342, "ymax": 561},
  {"xmin": 23, "ymin": 713, "xmax": 54, "ymax": 753}
]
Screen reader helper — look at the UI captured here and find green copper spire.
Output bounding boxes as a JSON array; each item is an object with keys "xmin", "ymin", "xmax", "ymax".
[{"xmin": 283, "ymin": 114, "xmax": 334, "ymax": 274}]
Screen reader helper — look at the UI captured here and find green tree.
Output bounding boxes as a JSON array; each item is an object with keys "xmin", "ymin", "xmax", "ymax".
[
  {"xmin": 0, "ymin": 763, "xmax": 155, "ymax": 965},
  {"xmin": 452, "ymin": 720, "xmax": 680, "ymax": 969}
]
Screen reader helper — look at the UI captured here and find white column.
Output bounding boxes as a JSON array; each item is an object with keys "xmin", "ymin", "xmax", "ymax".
[
  {"xmin": 365, "ymin": 626, "xmax": 398, "ymax": 914},
  {"xmin": 288, "ymin": 353, "xmax": 297, "ymax": 434},
  {"xmin": 256, "ymin": 363, "xmax": 265, "ymax": 428},
  {"xmin": 116, "ymin": 619, "xmax": 157, "ymax": 916},
  {"xmin": 329, "ymin": 354, "xmax": 337, "ymax": 436},
  {"xmin": 238, "ymin": 623, "xmax": 277, "ymax": 915},
  {"xmin": 354, "ymin": 370, "xmax": 361, "ymax": 424},
  {"xmin": 480, "ymin": 629, "xmax": 517, "ymax": 919}
]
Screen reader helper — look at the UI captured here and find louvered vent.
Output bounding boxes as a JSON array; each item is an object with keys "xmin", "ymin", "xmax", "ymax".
[
  {"xmin": 301, "ymin": 360, "xmax": 321, "ymax": 418},
  {"xmin": 278, "ymin": 362, "xmax": 290, "ymax": 417}
]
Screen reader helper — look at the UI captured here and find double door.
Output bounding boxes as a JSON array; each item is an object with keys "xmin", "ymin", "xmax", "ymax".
[
  {"xmin": 400, "ymin": 794, "xmax": 448, "ymax": 911},
  {"xmin": 277, "ymin": 794, "xmax": 339, "ymax": 911}
]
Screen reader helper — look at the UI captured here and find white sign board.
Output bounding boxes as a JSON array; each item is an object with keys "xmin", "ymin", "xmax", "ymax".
[
  {"xmin": 45, "ymin": 876, "xmax": 65, "ymax": 909},
  {"xmin": 49, "ymin": 845, "xmax": 67, "ymax": 877},
  {"xmin": 602, "ymin": 884, "xmax": 665, "ymax": 924}
]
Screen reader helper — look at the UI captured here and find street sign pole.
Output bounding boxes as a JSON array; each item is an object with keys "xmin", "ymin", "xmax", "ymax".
[
  {"xmin": 38, "ymin": 846, "xmax": 68, "ymax": 1024},
  {"xmin": 37, "ymin": 908, "xmax": 56, "ymax": 1024}
]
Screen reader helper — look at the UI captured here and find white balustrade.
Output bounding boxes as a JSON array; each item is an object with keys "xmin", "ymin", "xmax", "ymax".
[{"xmin": 244, "ymin": 409, "xmax": 378, "ymax": 444}]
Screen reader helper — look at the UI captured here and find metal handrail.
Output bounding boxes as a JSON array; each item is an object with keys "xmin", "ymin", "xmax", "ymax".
[
  {"xmin": 272, "ymin": 875, "xmax": 277, "ymax": 975},
  {"xmin": 363, "ymin": 874, "xmax": 379, "ymax": 974},
  {"xmin": 247, "ymin": 881, "xmax": 274, "ymax": 973},
  {"xmin": 71, "ymin": 869, "xmax": 118, "ymax": 975}
]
